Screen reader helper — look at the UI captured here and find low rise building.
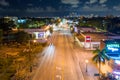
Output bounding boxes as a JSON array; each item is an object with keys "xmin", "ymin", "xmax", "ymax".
[
  {"xmin": 101, "ymin": 39, "xmax": 120, "ymax": 79},
  {"xmin": 77, "ymin": 32, "xmax": 108, "ymax": 50},
  {"xmin": 23, "ymin": 26, "xmax": 50, "ymax": 43}
]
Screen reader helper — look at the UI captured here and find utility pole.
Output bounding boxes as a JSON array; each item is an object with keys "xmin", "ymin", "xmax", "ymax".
[{"xmin": 28, "ymin": 40, "xmax": 32, "ymax": 72}]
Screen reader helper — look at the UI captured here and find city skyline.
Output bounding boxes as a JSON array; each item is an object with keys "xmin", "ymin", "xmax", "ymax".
[{"xmin": 0, "ymin": 0, "xmax": 120, "ymax": 17}]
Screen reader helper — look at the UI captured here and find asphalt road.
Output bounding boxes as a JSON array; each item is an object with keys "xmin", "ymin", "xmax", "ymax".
[{"xmin": 32, "ymin": 29, "xmax": 99, "ymax": 80}]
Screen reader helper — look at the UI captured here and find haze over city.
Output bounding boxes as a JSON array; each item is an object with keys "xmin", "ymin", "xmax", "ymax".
[{"xmin": 0, "ymin": 0, "xmax": 120, "ymax": 17}]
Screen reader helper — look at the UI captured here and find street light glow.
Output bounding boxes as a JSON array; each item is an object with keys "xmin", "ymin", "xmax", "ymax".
[
  {"xmin": 85, "ymin": 59, "xmax": 89, "ymax": 72},
  {"xmin": 33, "ymin": 40, "xmax": 36, "ymax": 43},
  {"xmin": 85, "ymin": 60, "xmax": 89, "ymax": 63}
]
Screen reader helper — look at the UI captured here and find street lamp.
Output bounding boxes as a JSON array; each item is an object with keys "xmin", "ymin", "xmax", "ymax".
[
  {"xmin": 27, "ymin": 40, "xmax": 33, "ymax": 73},
  {"xmin": 33, "ymin": 40, "xmax": 37, "ymax": 46},
  {"xmin": 85, "ymin": 59, "xmax": 89, "ymax": 72},
  {"xmin": 33, "ymin": 40, "xmax": 36, "ymax": 43}
]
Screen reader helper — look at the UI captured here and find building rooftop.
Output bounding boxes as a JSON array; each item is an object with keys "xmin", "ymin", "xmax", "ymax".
[{"xmin": 77, "ymin": 32, "xmax": 108, "ymax": 42}]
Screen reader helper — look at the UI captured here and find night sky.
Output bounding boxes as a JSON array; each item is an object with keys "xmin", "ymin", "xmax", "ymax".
[{"xmin": 0, "ymin": 0, "xmax": 120, "ymax": 17}]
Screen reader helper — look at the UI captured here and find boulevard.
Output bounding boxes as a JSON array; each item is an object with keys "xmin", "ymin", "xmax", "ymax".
[{"xmin": 32, "ymin": 28, "xmax": 99, "ymax": 80}]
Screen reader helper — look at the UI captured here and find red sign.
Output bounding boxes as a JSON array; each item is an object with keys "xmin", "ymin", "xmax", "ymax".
[{"xmin": 85, "ymin": 36, "xmax": 91, "ymax": 42}]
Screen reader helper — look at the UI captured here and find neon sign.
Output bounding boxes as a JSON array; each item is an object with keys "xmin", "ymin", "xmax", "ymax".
[
  {"xmin": 106, "ymin": 44, "xmax": 120, "ymax": 48},
  {"xmin": 108, "ymin": 47, "xmax": 119, "ymax": 52},
  {"xmin": 106, "ymin": 44, "xmax": 120, "ymax": 52}
]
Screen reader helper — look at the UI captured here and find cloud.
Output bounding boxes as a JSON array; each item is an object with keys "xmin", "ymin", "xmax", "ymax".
[
  {"xmin": 45, "ymin": 6, "xmax": 56, "ymax": 12},
  {"xmin": 61, "ymin": 0, "xmax": 80, "ymax": 8},
  {"xmin": 0, "ymin": 7, "xmax": 4, "ymax": 11},
  {"xmin": 27, "ymin": 3, "xmax": 33, "ymax": 6},
  {"xmin": 71, "ymin": 4, "xmax": 79, "ymax": 7},
  {"xmin": 85, "ymin": 1, "xmax": 90, "ymax": 4},
  {"xmin": 90, "ymin": 0, "xmax": 98, "ymax": 4},
  {"xmin": 26, "ymin": 7, "xmax": 44, "ymax": 13},
  {"xmin": 99, "ymin": 0, "xmax": 107, "ymax": 4},
  {"xmin": 26, "ymin": 6, "xmax": 57, "ymax": 13},
  {"xmin": 86, "ymin": 0, "xmax": 107, "ymax": 4},
  {"xmin": 0, "ymin": 0, "xmax": 9, "ymax": 6},
  {"xmin": 85, "ymin": 0, "xmax": 98, "ymax": 4},
  {"xmin": 113, "ymin": 5, "xmax": 120, "ymax": 11},
  {"xmin": 101, "ymin": 4, "xmax": 106, "ymax": 7},
  {"xmin": 61, "ymin": 0, "xmax": 79, "ymax": 5},
  {"xmin": 0, "ymin": 8, "xmax": 20, "ymax": 15},
  {"xmin": 82, "ymin": 5, "xmax": 109, "ymax": 11}
]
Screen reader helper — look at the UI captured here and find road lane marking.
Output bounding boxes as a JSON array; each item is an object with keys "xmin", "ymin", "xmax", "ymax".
[
  {"xmin": 61, "ymin": 56, "xmax": 64, "ymax": 80},
  {"xmin": 56, "ymin": 75, "xmax": 62, "ymax": 80},
  {"xmin": 56, "ymin": 66, "xmax": 62, "ymax": 70},
  {"xmin": 52, "ymin": 59, "xmax": 56, "ymax": 80}
]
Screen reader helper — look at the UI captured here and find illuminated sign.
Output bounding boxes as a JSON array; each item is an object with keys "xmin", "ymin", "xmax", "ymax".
[
  {"xmin": 85, "ymin": 36, "xmax": 91, "ymax": 42},
  {"xmin": 38, "ymin": 33, "xmax": 44, "ymax": 38},
  {"xmin": 108, "ymin": 47, "xmax": 119, "ymax": 52},
  {"xmin": 106, "ymin": 44, "xmax": 120, "ymax": 52},
  {"xmin": 106, "ymin": 44, "xmax": 120, "ymax": 48}
]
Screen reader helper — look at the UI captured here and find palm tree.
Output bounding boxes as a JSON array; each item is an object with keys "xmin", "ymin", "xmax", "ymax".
[{"xmin": 92, "ymin": 48, "xmax": 110, "ymax": 78}]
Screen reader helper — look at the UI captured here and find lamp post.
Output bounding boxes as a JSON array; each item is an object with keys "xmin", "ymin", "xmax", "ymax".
[
  {"xmin": 28, "ymin": 40, "xmax": 33, "ymax": 73},
  {"xmin": 85, "ymin": 60, "xmax": 89, "ymax": 72},
  {"xmin": 33, "ymin": 40, "xmax": 36, "ymax": 43},
  {"xmin": 33, "ymin": 40, "xmax": 37, "ymax": 46}
]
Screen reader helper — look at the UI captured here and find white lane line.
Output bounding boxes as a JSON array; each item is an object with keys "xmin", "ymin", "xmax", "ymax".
[
  {"xmin": 56, "ymin": 75, "xmax": 62, "ymax": 80},
  {"xmin": 56, "ymin": 66, "xmax": 62, "ymax": 70}
]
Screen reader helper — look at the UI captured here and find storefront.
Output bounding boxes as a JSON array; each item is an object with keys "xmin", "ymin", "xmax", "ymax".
[
  {"xmin": 105, "ymin": 39, "xmax": 120, "ymax": 79},
  {"xmin": 24, "ymin": 28, "xmax": 50, "ymax": 43}
]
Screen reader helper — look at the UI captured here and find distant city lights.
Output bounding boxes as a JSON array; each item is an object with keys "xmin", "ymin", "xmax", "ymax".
[{"xmin": 18, "ymin": 19, "xmax": 26, "ymax": 23}]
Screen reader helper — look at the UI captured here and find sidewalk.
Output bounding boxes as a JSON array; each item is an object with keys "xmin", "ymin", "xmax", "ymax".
[{"xmin": 75, "ymin": 36, "xmax": 114, "ymax": 80}]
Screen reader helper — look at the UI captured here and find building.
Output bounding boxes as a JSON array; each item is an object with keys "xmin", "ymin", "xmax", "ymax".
[
  {"xmin": 103, "ymin": 39, "xmax": 120, "ymax": 79},
  {"xmin": 76, "ymin": 26, "xmax": 96, "ymax": 33},
  {"xmin": 98, "ymin": 39, "xmax": 120, "ymax": 79},
  {"xmin": 77, "ymin": 32, "xmax": 108, "ymax": 49},
  {"xmin": 23, "ymin": 26, "xmax": 50, "ymax": 43}
]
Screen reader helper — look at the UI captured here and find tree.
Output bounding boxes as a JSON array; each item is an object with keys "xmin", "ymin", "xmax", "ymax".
[
  {"xmin": 55, "ymin": 18, "xmax": 61, "ymax": 26},
  {"xmin": 0, "ymin": 55, "xmax": 15, "ymax": 80},
  {"xmin": 49, "ymin": 27, "xmax": 53, "ymax": 34},
  {"xmin": 15, "ymin": 31, "xmax": 30, "ymax": 44},
  {"xmin": 92, "ymin": 48, "xmax": 110, "ymax": 78},
  {"xmin": 0, "ymin": 20, "xmax": 16, "ymax": 32},
  {"xmin": 0, "ymin": 29, "xmax": 3, "ymax": 44}
]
